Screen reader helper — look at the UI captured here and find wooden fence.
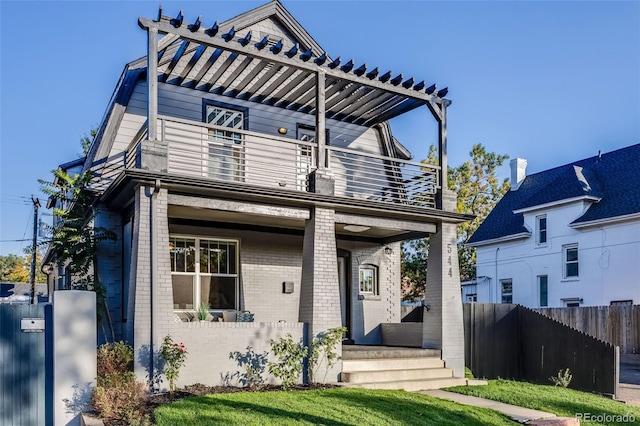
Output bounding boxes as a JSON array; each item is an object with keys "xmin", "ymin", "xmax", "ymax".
[
  {"xmin": 534, "ymin": 305, "xmax": 640, "ymax": 354},
  {"xmin": 464, "ymin": 303, "xmax": 619, "ymax": 397}
]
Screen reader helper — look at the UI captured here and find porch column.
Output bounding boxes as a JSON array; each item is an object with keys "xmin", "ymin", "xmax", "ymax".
[
  {"xmin": 131, "ymin": 184, "xmax": 172, "ymax": 385},
  {"xmin": 422, "ymin": 189, "xmax": 465, "ymax": 378},
  {"xmin": 299, "ymin": 207, "xmax": 342, "ymax": 383}
]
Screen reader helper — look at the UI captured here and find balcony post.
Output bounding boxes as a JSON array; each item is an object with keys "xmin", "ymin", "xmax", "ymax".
[
  {"xmin": 437, "ymin": 100, "xmax": 451, "ymax": 210},
  {"xmin": 147, "ymin": 26, "xmax": 158, "ymax": 142},
  {"xmin": 315, "ymin": 69, "xmax": 326, "ymax": 169}
]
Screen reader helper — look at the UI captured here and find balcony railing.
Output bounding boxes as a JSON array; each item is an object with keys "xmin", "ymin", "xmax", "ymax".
[{"xmin": 88, "ymin": 115, "xmax": 440, "ymax": 208}]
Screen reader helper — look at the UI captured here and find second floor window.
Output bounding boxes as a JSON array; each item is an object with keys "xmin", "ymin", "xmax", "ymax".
[
  {"xmin": 536, "ymin": 215, "xmax": 547, "ymax": 245},
  {"xmin": 563, "ymin": 244, "xmax": 579, "ymax": 278},
  {"xmin": 205, "ymin": 103, "xmax": 246, "ymax": 182}
]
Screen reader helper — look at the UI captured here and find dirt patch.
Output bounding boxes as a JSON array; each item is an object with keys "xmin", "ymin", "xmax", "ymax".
[{"xmin": 104, "ymin": 383, "xmax": 339, "ymax": 425}]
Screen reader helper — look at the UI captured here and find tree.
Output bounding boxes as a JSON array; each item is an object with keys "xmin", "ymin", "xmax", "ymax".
[
  {"xmin": 401, "ymin": 143, "xmax": 509, "ymax": 300},
  {"xmin": 450, "ymin": 144, "xmax": 510, "ymax": 280},
  {"xmin": 0, "ymin": 252, "xmax": 46, "ymax": 283},
  {"xmin": 37, "ymin": 168, "xmax": 117, "ymax": 339}
]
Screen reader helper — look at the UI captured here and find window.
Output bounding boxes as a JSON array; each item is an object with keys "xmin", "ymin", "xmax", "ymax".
[
  {"xmin": 536, "ymin": 215, "xmax": 547, "ymax": 245},
  {"xmin": 611, "ymin": 300, "xmax": 633, "ymax": 306},
  {"xmin": 359, "ymin": 264, "xmax": 378, "ymax": 295},
  {"xmin": 501, "ymin": 279, "xmax": 513, "ymax": 304},
  {"xmin": 204, "ymin": 101, "xmax": 247, "ymax": 182},
  {"xmin": 169, "ymin": 236, "xmax": 239, "ymax": 311},
  {"xmin": 538, "ymin": 275, "xmax": 548, "ymax": 307},
  {"xmin": 563, "ymin": 244, "xmax": 579, "ymax": 278},
  {"xmin": 466, "ymin": 293, "xmax": 477, "ymax": 302}
]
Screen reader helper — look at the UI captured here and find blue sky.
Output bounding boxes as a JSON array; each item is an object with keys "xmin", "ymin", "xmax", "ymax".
[{"xmin": 1, "ymin": 0, "xmax": 639, "ymax": 256}]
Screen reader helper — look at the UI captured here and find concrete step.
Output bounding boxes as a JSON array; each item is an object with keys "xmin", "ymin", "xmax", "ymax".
[
  {"xmin": 342, "ymin": 367, "xmax": 454, "ymax": 384},
  {"xmin": 342, "ymin": 357, "xmax": 444, "ymax": 372},
  {"xmin": 342, "ymin": 346, "xmax": 440, "ymax": 360},
  {"xmin": 342, "ymin": 377, "xmax": 469, "ymax": 392}
]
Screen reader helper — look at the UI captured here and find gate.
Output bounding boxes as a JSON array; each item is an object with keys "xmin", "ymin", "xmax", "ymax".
[{"xmin": 0, "ymin": 303, "xmax": 52, "ymax": 426}]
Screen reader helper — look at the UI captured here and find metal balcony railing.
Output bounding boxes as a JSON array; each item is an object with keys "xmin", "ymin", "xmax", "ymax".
[{"xmin": 87, "ymin": 115, "xmax": 440, "ymax": 208}]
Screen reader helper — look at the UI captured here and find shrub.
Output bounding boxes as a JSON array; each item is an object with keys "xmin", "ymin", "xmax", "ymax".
[
  {"xmin": 268, "ymin": 333, "xmax": 307, "ymax": 390},
  {"xmin": 308, "ymin": 326, "xmax": 346, "ymax": 383},
  {"xmin": 159, "ymin": 335, "xmax": 188, "ymax": 392},
  {"xmin": 91, "ymin": 342, "xmax": 148, "ymax": 422},
  {"xmin": 549, "ymin": 368, "xmax": 573, "ymax": 387}
]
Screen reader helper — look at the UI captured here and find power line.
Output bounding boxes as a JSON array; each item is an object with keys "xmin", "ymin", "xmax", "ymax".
[{"xmin": 0, "ymin": 239, "xmax": 32, "ymax": 243}]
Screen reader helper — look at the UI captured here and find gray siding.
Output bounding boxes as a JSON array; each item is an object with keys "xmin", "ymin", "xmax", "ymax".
[{"xmin": 106, "ymin": 80, "xmax": 386, "ymax": 161}]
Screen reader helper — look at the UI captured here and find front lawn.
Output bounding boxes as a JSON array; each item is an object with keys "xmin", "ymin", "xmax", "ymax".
[
  {"xmin": 447, "ymin": 380, "xmax": 640, "ymax": 426},
  {"xmin": 153, "ymin": 387, "xmax": 517, "ymax": 425}
]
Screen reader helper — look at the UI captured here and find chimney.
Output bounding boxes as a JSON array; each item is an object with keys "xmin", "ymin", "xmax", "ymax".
[{"xmin": 510, "ymin": 158, "xmax": 527, "ymax": 191}]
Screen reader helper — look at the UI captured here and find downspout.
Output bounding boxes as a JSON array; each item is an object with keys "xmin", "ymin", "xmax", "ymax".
[
  {"xmin": 149, "ymin": 178, "xmax": 161, "ymax": 388},
  {"xmin": 495, "ymin": 247, "xmax": 500, "ymax": 303}
]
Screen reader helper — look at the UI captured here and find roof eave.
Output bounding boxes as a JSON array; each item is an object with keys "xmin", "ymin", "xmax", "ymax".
[
  {"xmin": 513, "ymin": 195, "xmax": 601, "ymax": 214},
  {"xmin": 570, "ymin": 212, "xmax": 640, "ymax": 229},
  {"xmin": 466, "ymin": 231, "xmax": 531, "ymax": 248}
]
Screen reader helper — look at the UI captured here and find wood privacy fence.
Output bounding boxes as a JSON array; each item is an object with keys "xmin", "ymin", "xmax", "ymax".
[
  {"xmin": 464, "ymin": 303, "xmax": 619, "ymax": 397},
  {"xmin": 534, "ymin": 305, "xmax": 640, "ymax": 354}
]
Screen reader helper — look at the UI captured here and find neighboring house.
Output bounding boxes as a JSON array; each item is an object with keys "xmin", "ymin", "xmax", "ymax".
[
  {"xmin": 44, "ymin": 1, "xmax": 470, "ymax": 386},
  {"xmin": 0, "ymin": 283, "xmax": 48, "ymax": 304},
  {"xmin": 467, "ymin": 144, "xmax": 640, "ymax": 308}
]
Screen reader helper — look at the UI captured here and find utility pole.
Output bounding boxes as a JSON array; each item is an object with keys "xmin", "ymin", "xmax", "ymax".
[{"xmin": 30, "ymin": 196, "xmax": 41, "ymax": 304}]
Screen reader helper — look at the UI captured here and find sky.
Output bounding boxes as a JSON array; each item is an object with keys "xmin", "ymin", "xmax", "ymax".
[{"xmin": 0, "ymin": 0, "xmax": 639, "ymax": 256}]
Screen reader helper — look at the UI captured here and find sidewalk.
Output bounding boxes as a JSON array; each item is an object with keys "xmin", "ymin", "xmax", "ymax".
[{"xmin": 420, "ymin": 389, "xmax": 558, "ymax": 423}]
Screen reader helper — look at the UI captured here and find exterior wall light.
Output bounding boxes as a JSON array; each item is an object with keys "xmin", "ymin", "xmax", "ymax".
[
  {"xmin": 384, "ymin": 246, "xmax": 393, "ymax": 255},
  {"xmin": 278, "ymin": 127, "xmax": 288, "ymax": 135}
]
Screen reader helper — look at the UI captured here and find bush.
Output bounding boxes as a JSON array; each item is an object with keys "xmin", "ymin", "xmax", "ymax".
[
  {"xmin": 91, "ymin": 342, "xmax": 148, "ymax": 422},
  {"xmin": 549, "ymin": 368, "xmax": 573, "ymax": 388},
  {"xmin": 159, "ymin": 335, "xmax": 188, "ymax": 392},
  {"xmin": 268, "ymin": 334, "xmax": 307, "ymax": 390},
  {"xmin": 309, "ymin": 326, "xmax": 346, "ymax": 383}
]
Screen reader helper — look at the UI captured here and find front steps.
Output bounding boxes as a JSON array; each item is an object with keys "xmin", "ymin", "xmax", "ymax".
[{"xmin": 340, "ymin": 346, "xmax": 472, "ymax": 391}]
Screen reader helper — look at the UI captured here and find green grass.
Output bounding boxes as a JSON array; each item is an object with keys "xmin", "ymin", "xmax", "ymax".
[
  {"xmin": 153, "ymin": 387, "xmax": 517, "ymax": 425},
  {"xmin": 447, "ymin": 379, "xmax": 640, "ymax": 426}
]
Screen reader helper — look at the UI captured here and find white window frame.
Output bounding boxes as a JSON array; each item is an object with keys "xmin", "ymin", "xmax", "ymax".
[
  {"xmin": 563, "ymin": 244, "xmax": 579, "ymax": 279},
  {"xmin": 536, "ymin": 214, "xmax": 547, "ymax": 246},
  {"xmin": 169, "ymin": 235, "xmax": 240, "ymax": 312},
  {"xmin": 359, "ymin": 264, "xmax": 378, "ymax": 295},
  {"xmin": 466, "ymin": 293, "xmax": 478, "ymax": 302},
  {"xmin": 501, "ymin": 279, "xmax": 513, "ymax": 304},
  {"xmin": 538, "ymin": 275, "xmax": 548, "ymax": 307},
  {"xmin": 204, "ymin": 103, "xmax": 246, "ymax": 182}
]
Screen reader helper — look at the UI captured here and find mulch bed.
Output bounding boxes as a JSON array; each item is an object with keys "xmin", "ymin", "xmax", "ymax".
[{"xmin": 104, "ymin": 383, "xmax": 338, "ymax": 425}]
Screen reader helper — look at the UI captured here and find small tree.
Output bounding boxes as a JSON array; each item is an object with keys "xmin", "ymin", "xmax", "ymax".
[
  {"xmin": 308, "ymin": 326, "xmax": 346, "ymax": 383},
  {"xmin": 268, "ymin": 334, "xmax": 307, "ymax": 390},
  {"xmin": 37, "ymin": 168, "xmax": 117, "ymax": 339}
]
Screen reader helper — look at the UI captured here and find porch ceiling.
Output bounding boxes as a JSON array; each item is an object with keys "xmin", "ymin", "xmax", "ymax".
[{"xmin": 139, "ymin": 11, "xmax": 450, "ymax": 126}]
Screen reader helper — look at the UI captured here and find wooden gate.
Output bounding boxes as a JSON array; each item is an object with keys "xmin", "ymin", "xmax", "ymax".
[{"xmin": 0, "ymin": 303, "xmax": 52, "ymax": 426}]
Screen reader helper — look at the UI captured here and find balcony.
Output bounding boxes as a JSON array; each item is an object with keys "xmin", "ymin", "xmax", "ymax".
[{"xmin": 90, "ymin": 115, "xmax": 440, "ymax": 208}]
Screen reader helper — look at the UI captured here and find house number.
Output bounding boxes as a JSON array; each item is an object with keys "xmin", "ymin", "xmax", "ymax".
[{"xmin": 447, "ymin": 244, "xmax": 453, "ymax": 277}]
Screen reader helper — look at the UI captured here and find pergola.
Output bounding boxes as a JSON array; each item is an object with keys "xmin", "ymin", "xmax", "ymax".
[{"xmin": 138, "ymin": 4, "xmax": 451, "ymax": 198}]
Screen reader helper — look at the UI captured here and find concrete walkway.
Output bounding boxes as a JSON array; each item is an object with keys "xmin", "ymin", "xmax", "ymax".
[{"xmin": 420, "ymin": 390, "xmax": 557, "ymax": 423}]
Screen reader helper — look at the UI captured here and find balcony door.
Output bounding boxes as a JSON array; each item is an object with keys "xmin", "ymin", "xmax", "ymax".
[{"xmin": 205, "ymin": 102, "xmax": 246, "ymax": 182}]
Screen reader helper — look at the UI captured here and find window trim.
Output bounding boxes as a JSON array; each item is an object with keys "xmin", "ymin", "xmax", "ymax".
[
  {"xmin": 202, "ymin": 99, "xmax": 249, "ymax": 127},
  {"xmin": 562, "ymin": 244, "xmax": 579, "ymax": 280},
  {"xmin": 169, "ymin": 235, "xmax": 240, "ymax": 312},
  {"xmin": 538, "ymin": 275, "xmax": 548, "ymax": 307},
  {"xmin": 536, "ymin": 214, "xmax": 547, "ymax": 246},
  {"xmin": 358, "ymin": 264, "xmax": 379, "ymax": 296},
  {"xmin": 500, "ymin": 279, "xmax": 513, "ymax": 304}
]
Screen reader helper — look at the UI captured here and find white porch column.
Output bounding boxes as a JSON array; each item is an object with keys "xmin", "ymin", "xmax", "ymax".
[
  {"xmin": 299, "ymin": 207, "xmax": 342, "ymax": 382},
  {"xmin": 422, "ymin": 189, "xmax": 465, "ymax": 378}
]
